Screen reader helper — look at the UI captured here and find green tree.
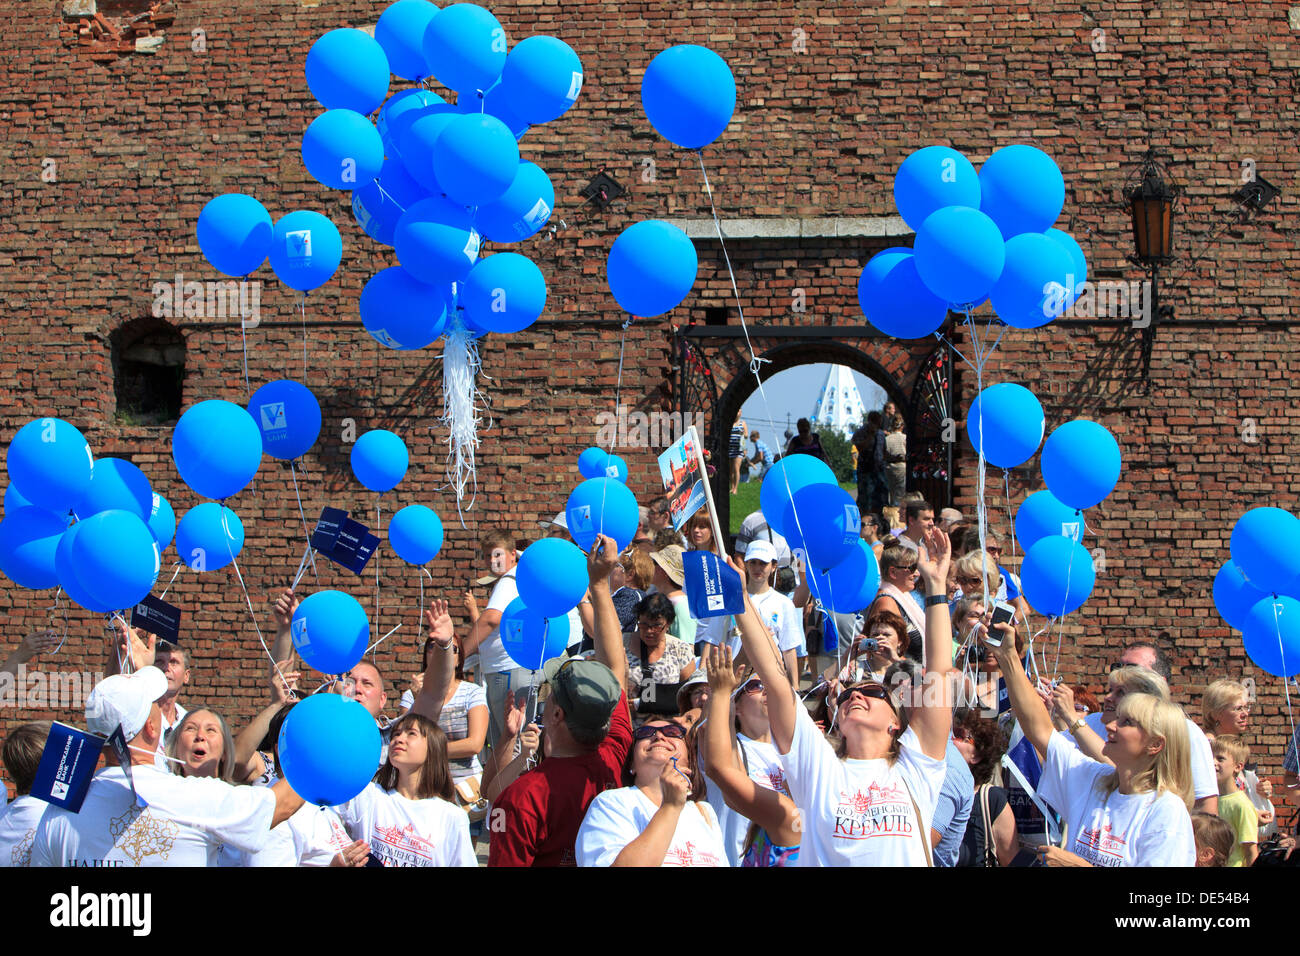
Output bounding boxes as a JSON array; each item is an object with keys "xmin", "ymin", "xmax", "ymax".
[{"xmin": 817, "ymin": 423, "xmax": 861, "ymax": 483}]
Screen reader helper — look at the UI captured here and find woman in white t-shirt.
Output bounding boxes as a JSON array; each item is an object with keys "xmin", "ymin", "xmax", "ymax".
[
  {"xmin": 334, "ymin": 713, "xmax": 475, "ymax": 867},
  {"xmin": 730, "ymin": 527, "xmax": 956, "ymax": 867},
  {"xmin": 576, "ymin": 718, "xmax": 728, "ymax": 867},
  {"xmin": 986, "ymin": 622, "xmax": 1196, "ymax": 866}
]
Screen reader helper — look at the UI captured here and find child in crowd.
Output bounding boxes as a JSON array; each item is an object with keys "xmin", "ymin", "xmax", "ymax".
[
  {"xmin": 1212, "ymin": 735, "xmax": 1258, "ymax": 866},
  {"xmin": 1191, "ymin": 811, "xmax": 1234, "ymax": 867}
]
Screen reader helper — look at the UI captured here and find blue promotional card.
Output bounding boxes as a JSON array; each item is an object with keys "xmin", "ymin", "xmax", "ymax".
[
  {"xmin": 310, "ymin": 507, "xmax": 348, "ymax": 553},
  {"xmin": 131, "ymin": 595, "xmax": 181, "ymax": 646},
  {"xmin": 682, "ymin": 551, "xmax": 744, "ymax": 619},
  {"xmin": 343, "ymin": 532, "xmax": 380, "ymax": 575},
  {"xmin": 30, "ymin": 722, "xmax": 105, "ymax": 813}
]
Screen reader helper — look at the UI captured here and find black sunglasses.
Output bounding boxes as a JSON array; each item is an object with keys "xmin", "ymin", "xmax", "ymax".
[
  {"xmin": 633, "ymin": 722, "xmax": 687, "ymax": 741},
  {"xmin": 835, "ymin": 683, "xmax": 893, "ymax": 708}
]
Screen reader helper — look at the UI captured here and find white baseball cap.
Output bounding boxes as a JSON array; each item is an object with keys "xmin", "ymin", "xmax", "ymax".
[
  {"xmin": 85, "ymin": 666, "xmax": 168, "ymax": 739},
  {"xmin": 537, "ymin": 511, "xmax": 568, "ymax": 531},
  {"xmin": 744, "ymin": 540, "xmax": 779, "ymax": 564}
]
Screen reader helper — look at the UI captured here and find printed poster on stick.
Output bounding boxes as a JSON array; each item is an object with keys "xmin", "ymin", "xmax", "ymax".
[{"xmin": 658, "ymin": 426, "xmax": 711, "ymax": 532}]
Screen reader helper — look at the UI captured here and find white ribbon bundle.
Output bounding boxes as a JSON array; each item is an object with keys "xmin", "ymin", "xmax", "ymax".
[{"xmin": 440, "ymin": 317, "xmax": 488, "ymax": 521}]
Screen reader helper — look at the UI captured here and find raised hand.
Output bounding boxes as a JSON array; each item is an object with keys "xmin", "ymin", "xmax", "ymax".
[
  {"xmin": 519, "ymin": 723, "xmax": 541, "ymax": 760},
  {"xmin": 462, "ymin": 590, "xmax": 478, "ymax": 617},
  {"xmin": 424, "ymin": 598, "xmax": 453, "ymax": 647},
  {"xmin": 917, "ymin": 527, "xmax": 952, "ymax": 589},
  {"xmin": 18, "ymin": 629, "xmax": 60, "ymax": 661},
  {"xmin": 117, "ymin": 619, "xmax": 156, "ymax": 671},
  {"xmin": 658, "ymin": 759, "xmax": 690, "ymax": 808},
  {"xmin": 271, "ymin": 660, "xmax": 301, "ymax": 704},
  {"xmin": 588, "ymin": 533, "xmax": 619, "ymax": 583},
  {"xmin": 503, "ymin": 689, "xmax": 526, "ymax": 738},
  {"xmin": 331, "ymin": 839, "xmax": 371, "ymax": 867},
  {"xmin": 272, "ymin": 588, "xmax": 299, "ymax": 629},
  {"xmin": 705, "ymin": 643, "xmax": 737, "ymax": 695}
]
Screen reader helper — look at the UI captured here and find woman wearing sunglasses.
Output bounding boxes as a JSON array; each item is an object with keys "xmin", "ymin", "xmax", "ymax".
[
  {"xmin": 575, "ymin": 717, "xmax": 727, "ymax": 866},
  {"xmin": 730, "ymin": 527, "xmax": 955, "ymax": 866}
]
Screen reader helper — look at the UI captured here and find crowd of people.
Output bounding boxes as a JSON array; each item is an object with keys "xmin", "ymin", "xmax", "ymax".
[{"xmin": 1, "ymin": 486, "xmax": 1297, "ymax": 868}]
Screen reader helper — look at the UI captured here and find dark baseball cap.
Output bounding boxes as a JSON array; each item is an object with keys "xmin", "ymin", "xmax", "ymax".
[{"xmin": 540, "ymin": 656, "xmax": 622, "ymax": 737}]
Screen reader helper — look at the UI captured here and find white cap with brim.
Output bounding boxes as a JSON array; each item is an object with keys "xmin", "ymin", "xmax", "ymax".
[
  {"xmin": 85, "ymin": 666, "xmax": 168, "ymax": 740},
  {"xmin": 744, "ymin": 539, "xmax": 779, "ymax": 564},
  {"xmin": 537, "ymin": 512, "xmax": 568, "ymax": 531}
]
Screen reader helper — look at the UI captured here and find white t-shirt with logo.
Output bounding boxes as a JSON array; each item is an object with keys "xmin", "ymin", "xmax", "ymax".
[
  {"xmin": 30, "ymin": 764, "xmax": 275, "ymax": 867},
  {"xmin": 1079, "ymin": 711, "xmax": 1217, "ymax": 802},
  {"xmin": 726, "ymin": 589, "xmax": 803, "ymax": 658},
  {"xmin": 576, "ymin": 786, "xmax": 728, "ymax": 867},
  {"xmin": 283, "ymin": 803, "xmax": 353, "ymax": 866},
  {"xmin": 334, "ymin": 782, "xmax": 475, "ymax": 868},
  {"xmin": 479, "ymin": 573, "xmax": 520, "ymax": 675},
  {"xmin": 0, "ymin": 795, "xmax": 46, "ymax": 867},
  {"xmin": 706, "ymin": 734, "xmax": 788, "ymax": 866},
  {"xmin": 1038, "ymin": 731, "xmax": 1195, "ymax": 867},
  {"xmin": 779, "ymin": 702, "xmax": 945, "ymax": 867}
]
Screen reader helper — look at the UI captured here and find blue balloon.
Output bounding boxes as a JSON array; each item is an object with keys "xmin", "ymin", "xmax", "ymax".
[
  {"xmin": 147, "ymin": 493, "xmax": 176, "ymax": 551},
  {"xmin": 388, "ymin": 505, "xmax": 444, "ymax": 565},
  {"xmin": 913, "ymin": 205, "xmax": 1007, "ymax": 307},
  {"xmin": 269, "ymin": 210, "xmax": 343, "ymax": 292},
  {"xmin": 806, "ymin": 540, "xmax": 881, "ymax": 614},
  {"xmin": 398, "ymin": 106, "xmax": 462, "ymax": 190},
  {"xmin": 175, "ymin": 503, "xmax": 244, "ymax": 572},
  {"xmin": 476, "ymin": 161, "xmax": 554, "ymax": 242},
  {"xmin": 352, "ymin": 157, "xmax": 430, "ymax": 247},
  {"xmin": 462, "ymin": 253, "xmax": 546, "ymax": 334},
  {"xmin": 989, "ymin": 233, "xmax": 1074, "ymax": 329},
  {"xmin": 566, "ymin": 478, "xmax": 639, "ymax": 552},
  {"xmin": 761, "ymin": 455, "xmax": 837, "ymax": 538},
  {"xmin": 781, "ymin": 484, "xmax": 860, "ymax": 572},
  {"xmin": 55, "ymin": 521, "xmax": 113, "ymax": 612},
  {"xmin": 305, "ymin": 28, "xmax": 391, "ymax": 115},
  {"xmin": 1230, "ymin": 507, "xmax": 1300, "ymax": 596},
  {"xmin": 517, "ymin": 537, "xmax": 588, "ymax": 616},
  {"xmin": 1242, "ymin": 595, "xmax": 1300, "ymax": 677},
  {"xmin": 351, "ymin": 430, "xmax": 409, "ymax": 493},
  {"xmin": 302, "ymin": 109, "xmax": 384, "ymax": 191},
  {"xmin": 0, "ymin": 507, "xmax": 67, "ymax": 589},
  {"xmin": 197, "ymin": 194, "xmax": 273, "ymax": 277},
  {"xmin": 422, "ymin": 3, "xmax": 507, "ymax": 93},
  {"xmin": 1044, "ymin": 228, "xmax": 1087, "ymax": 294},
  {"xmin": 69, "ymin": 510, "xmax": 160, "ymax": 610},
  {"xmin": 965, "ymin": 383, "xmax": 1045, "ymax": 469},
  {"xmin": 3, "ymin": 483, "xmax": 36, "ymax": 517},
  {"xmin": 1214, "ymin": 560, "xmax": 1268, "ymax": 631},
  {"xmin": 375, "ymin": 0, "xmax": 440, "ymax": 80},
  {"xmin": 499, "ymin": 597, "xmax": 570, "ymax": 670},
  {"xmin": 1014, "ymin": 490, "xmax": 1083, "ymax": 551},
  {"xmin": 607, "ymin": 220, "xmax": 698, "ymax": 317},
  {"xmin": 499, "ymin": 35, "xmax": 583, "ymax": 124},
  {"xmin": 857, "ymin": 247, "xmax": 950, "ymax": 339},
  {"xmin": 172, "ymin": 401, "xmax": 262, "ymax": 501},
  {"xmin": 395, "ymin": 197, "xmax": 480, "ymax": 286},
  {"xmin": 641, "ymin": 45, "xmax": 735, "ymax": 149},
  {"xmin": 894, "ymin": 146, "xmax": 981, "ymax": 231},
  {"xmin": 1041, "ymin": 420, "xmax": 1121, "ymax": 511},
  {"xmin": 383, "ymin": 92, "xmax": 450, "ymax": 161},
  {"xmin": 576, "ymin": 448, "xmax": 627, "ymax": 482},
  {"xmin": 979, "ymin": 144, "xmax": 1066, "ymax": 240},
  {"xmin": 432, "ymin": 113, "xmax": 520, "ymax": 206},
  {"xmin": 292, "ymin": 590, "xmax": 371, "ymax": 675},
  {"xmin": 1020, "ymin": 535, "xmax": 1095, "ymax": 617},
  {"xmin": 360, "ymin": 267, "xmax": 448, "ymax": 349},
  {"xmin": 75, "ymin": 458, "xmax": 153, "ymax": 521},
  {"xmin": 279, "ymin": 693, "xmax": 381, "ymax": 805},
  {"xmin": 7, "ymin": 418, "xmax": 93, "ymax": 515},
  {"xmin": 248, "ymin": 380, "xmax": 322, "ymax": 460}
]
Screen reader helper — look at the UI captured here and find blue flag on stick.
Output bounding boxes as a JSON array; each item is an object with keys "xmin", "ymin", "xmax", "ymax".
[{"xmin": 682, "ymin": 551, "xmax": 744, "ymax": 619}]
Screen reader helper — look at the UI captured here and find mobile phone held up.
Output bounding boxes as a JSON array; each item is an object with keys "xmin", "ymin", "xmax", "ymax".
[{"xmin": 984, "ymin": 601, "xmax": 1016, "ymax": 647}]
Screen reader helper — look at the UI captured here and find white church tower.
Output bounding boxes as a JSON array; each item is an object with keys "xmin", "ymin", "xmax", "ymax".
[{"xmin": 810, "ymin": 365, "xmax": 867, "ymax": 437}]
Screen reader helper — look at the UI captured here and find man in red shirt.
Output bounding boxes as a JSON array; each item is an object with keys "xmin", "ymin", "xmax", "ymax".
[{"xmin": 489, "ymin": 534, "xmax": 632, "ymax": 866}]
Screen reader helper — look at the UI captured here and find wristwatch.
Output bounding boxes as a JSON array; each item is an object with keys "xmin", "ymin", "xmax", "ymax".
[
  {"xmin": 1068, "ymin": 717, "xmax": 1085, "ymax": 735},
  {"xmin": 924, "ymin": 593, "xmax": 947, "ymax": 608}
]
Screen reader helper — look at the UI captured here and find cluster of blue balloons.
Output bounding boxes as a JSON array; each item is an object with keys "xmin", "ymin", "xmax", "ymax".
[
  {"xmin": 197, "ymin": 194, "xmax": 343, "ymax": 293},
  {"xmin": 859, "ymin": 144, "xmax": 1088, "ymax": 338},
  {"xmin": 1002, "ymin": 411, "xmax": 1120, "ymax": 618},
  {"xmin": 1213, "ymin": 508, "xmax": 1300, "ymax": 677},
  {"xmin": 759, "ymin": 456, "xmax": 874, "ymax": 603},
  {"xmin": 292, "ymin": 3, "xmax": 583, "ymax": 355},
  {"xmin": 0, "ymin": 418, "xmax": 167, "ymax": 612}
]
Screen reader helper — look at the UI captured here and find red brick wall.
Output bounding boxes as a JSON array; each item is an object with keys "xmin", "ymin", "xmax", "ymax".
[{"xmin": 2, "ymin": 1, "xmax": 1298, "ymax": 797}]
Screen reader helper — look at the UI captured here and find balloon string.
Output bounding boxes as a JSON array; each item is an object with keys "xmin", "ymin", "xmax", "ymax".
[
  {"xmin": 695, "ymin": 150, "xmax": 817, "ymax": 603},
  {"xmin": 594, "ymin": 320, "xmax": 631, "ymax": 551},
  {"xmin": 238, "ymin": 315, "xmax": 252, "ymax": 402},
  {"xmin": 365, "ymin": 623, "xmax": 402, "ymax": 656},
  {"xmin": 48, "ymin": 588, "xmax": 69, "ymax": 655},
  {"xmin": 157, "ymin": 562, "xmax": 184, "ymax": 601},
  {"xmin": 299, "ymin": 296, "xmax": 309, "ymax": 380},
  {"xmin": 416, "ymin": 567, "xmax": 432, "ymax": 646},
  {"xmin": 220, "ymin": 505, "xmax": 290, "ymax": 692},
  {"xmin": 289, "ymin": 460, "xmax": 318, "ymax": 581},
  {"xmin": 291, "ymin": 544, "xmax": 314, "ymax": 591},
  {"xmin": 374, "ymin": 500, "xmax": 382, "ymax": 661},
  {"xmin": 1270, "ymin": 600, "xmax": 1299, "ymax": 774}
]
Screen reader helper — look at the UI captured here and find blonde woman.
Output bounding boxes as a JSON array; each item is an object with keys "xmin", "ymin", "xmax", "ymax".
[
  {"xmin": 1201, "ymin": 678, "xmax": 1275, "ymax": 837},
  {"xmin": 987, "ymin": 623, "xmax": 1195, "ymax": 866}
]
